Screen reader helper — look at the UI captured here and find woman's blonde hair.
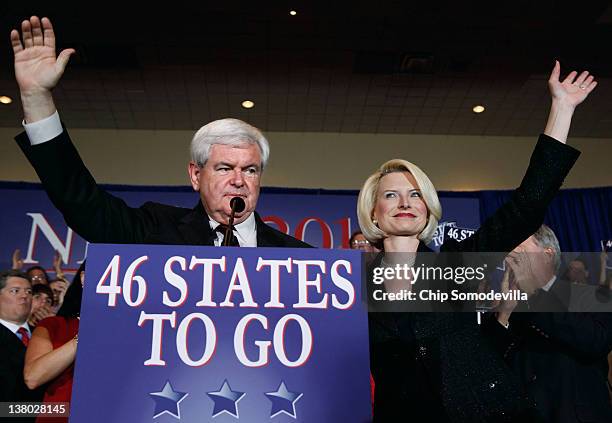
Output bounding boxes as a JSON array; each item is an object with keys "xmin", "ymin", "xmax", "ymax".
[{"xmin": 357, "ymin": 159, "xmax": 442, "ymax": 246}]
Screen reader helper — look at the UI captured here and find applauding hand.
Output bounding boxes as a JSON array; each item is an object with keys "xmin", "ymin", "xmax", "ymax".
[{"xmin": 12, "ymin": 248, "xmax": 24, "ymax": 270}]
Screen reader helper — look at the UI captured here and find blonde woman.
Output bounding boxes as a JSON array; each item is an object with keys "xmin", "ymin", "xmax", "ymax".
[{"xmin": 358, "ymin": 62, "xmax": 596, "ymax": 422}]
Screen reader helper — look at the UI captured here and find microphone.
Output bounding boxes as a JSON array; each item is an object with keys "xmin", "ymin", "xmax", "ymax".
[
  {"xmin": 224, "ymin": 197, "xmax": 246, "ymax": 246},
  {"xmin": 230, "ymin": 197, "xmax": 246, "ymax": 214}
]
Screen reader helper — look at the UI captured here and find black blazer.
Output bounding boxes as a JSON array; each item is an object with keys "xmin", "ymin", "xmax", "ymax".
[
  {"xmin": 15, "ymin": 129, "xmax": 310, "ymax": 248},
  {"xmin": 369, "ymin": 135, "xmax": 581, "ymax": 422},
  {"xmin": 0, "ymin": 324, "xmax": 44, "ymax": 403},
  {"xmin": 484, "ymin": 283, "xmax": 612, "ymax": 423}
]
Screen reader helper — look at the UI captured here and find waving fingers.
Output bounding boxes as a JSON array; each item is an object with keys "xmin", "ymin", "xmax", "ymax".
[
  {"xmin": 573, "ymin": 71, "xmax": 590, "ymax": 88},
  {"xmin": 582, "ymin": 75, "xmax": 597, "ymax": 94},
  {"xmin": 10, "ymin": 29, "xmax": 23, "ymax": 53},
  {"xmin": 42, "ymin": 17, "xmax": 56, "ymax": 49},
  {"xmin": 548, "ymin": 60, "xmax": 561, "ymax": 83},
  {"xmin": 21, "ymin": 19, "xmax": 33, "ymax": 48},
  {"xmin": 30, "ymin": 16, "xmax": 44, "ymax": 46}
]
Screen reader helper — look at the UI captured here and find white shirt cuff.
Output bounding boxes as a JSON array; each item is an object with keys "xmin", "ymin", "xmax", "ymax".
[{"xmin": 22, "ymin": 111, "xmax": 63, "ymax": 145}]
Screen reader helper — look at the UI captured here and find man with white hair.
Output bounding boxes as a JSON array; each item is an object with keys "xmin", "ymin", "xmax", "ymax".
[
  {"xmin": 11, "ymin": 16, "xmax": 309, "ymax": 248},
  {"xmin": 488, "ymin": 225, "xmax": 612, "ymax": 423}
]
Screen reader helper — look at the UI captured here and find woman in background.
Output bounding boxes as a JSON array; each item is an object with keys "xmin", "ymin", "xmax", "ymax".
[{"xmin": 24, "ymin": 266, "xmax": 84, "ymax": 423}]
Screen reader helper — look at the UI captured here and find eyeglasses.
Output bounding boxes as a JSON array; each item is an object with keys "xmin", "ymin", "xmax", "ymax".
[
  {"xmin": 351, "ymin": 240, "xmax": 370, "ymax": 247},
  {"xmin": 30, "ymin": 275, "xmax": 46, "ymax": 282}
]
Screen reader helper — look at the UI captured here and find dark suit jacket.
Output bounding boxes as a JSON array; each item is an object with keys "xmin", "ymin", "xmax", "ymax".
[
  {"xmin": 369, "ymin": 135, "xmax": 581, "ymax": 422},
  {"xmin": 485, "ymin": 310, "xmax": 612, "ymax": 423},
  {"xmin": 0, "ymin": 324, "xmax": 44, "ymax": 403},
  {"xmin": 15, "ymin": 129, "xmax": 310, "ymax": 248}
]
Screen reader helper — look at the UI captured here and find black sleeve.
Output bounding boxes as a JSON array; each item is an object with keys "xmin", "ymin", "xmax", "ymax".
[
  {"xmin": 15, "ymin": 128, "xmax": 159, "ymax": 243},
  {"xmin": 449, "ymin": 134, "xmax": 580, "ymax": 254},
  {"xmin": 510, "ymin": 312, "xmax": 612, "ymax": 361}
]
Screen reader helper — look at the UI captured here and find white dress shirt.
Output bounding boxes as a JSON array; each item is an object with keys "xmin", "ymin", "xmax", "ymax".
[
  {"xmin": 541, "ymin": 275, "xmax": 557, "ymax": 292},
  {"xmin": 209, "ymin": 213, "xmax": 257, "ymax": 247},
  {"xmin": 23, "ymin": 111, "xmax": 63, "ymax": 144}
]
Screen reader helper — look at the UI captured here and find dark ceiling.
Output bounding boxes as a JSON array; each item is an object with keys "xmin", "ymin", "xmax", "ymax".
[{"xmin": 1, "ymin": 1, "xmax": 612, "ymax": 136}]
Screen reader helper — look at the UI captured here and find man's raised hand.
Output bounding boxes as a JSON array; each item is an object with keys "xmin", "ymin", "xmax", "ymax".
[
  {"xmin": 11, "ymin": 16, "xmax": 75, "ymax": 122},
  {"xmin": 11, "ymin": 16, "xmax": 74, "ymax": 95}
]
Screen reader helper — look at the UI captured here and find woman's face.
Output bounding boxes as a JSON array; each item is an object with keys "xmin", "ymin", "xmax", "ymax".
[{"xmin": 373, "ymin": 171, "xmax": 428, "ymax": 238}]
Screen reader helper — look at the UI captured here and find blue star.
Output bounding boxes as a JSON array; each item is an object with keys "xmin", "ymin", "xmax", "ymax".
[
  {"xmin": 206, "ymin": 379, "xmax": 246, "ymax": 418},
  {"xmin": 265, "ymin": 381, "xmax": 303, "ymax": 419},
  {"xmin": 149, "ymin": 380, "xmax": 189, "ymax": 419}
]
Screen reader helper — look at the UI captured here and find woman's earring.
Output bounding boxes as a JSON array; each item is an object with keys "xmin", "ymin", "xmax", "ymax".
[{"xmin": 372, "ymin": 219, "xmax": 378, "ymax": 226}]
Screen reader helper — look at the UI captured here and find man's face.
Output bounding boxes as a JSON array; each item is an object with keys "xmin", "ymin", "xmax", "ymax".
[
  {"xmin": 189, "ymin": 143, "xmax": 262, "ymax": 225},
  {"xmin": 28, "ymin": 268, "xmax": 47, "ymax": 285},
  {"xmin": 32, "ymin": 291, "xmax": 53, "ymax": 313},
  {"xmin": 513, "ymin": 236, "xmax": 544, "ymax": 255},
  {"xmin": 508, "ymin": 236, "xmax": 555, "ymax": 290},
  {"xmin": 567, "ymin": 260, "xmax": 588, "ymax": 283},
  {"xmin": 351, "ymin": 233, "xmax": 377, "ymax": 252},
  {"xmin": 350, "ymin": 233, "xmax": 369, "ymax": 250},
  {"xmin": 0, "ymin": 277, "xmax": 32, "ymax": 324}
]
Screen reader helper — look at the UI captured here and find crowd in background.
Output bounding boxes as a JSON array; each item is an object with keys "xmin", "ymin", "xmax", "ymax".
[{"xmin": 0, "ymin": 252, "xmax": 82, "ymax": 423}]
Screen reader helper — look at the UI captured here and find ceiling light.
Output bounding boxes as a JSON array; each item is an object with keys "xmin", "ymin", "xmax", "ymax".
[
  {"xmin": 289, "ymin": 10, "xmax": 297, "ymax": 16},
  {"xmin": 472, "ymin": 105, "xmax": 485, "ymax": 114},
  {"xmin": 241, "ymin": 100, "xmax": 255, "ymax": 109},
  {"xmin": 0, "ymin": 96, "xmax": 12, "ymax": 104}
]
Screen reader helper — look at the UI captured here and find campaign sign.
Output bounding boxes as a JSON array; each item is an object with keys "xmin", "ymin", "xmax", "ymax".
[
  {"xmin": 443, "ymin": 224, "xmax": 476, "ymax": 244},
  {"xmin": 70, "ymin": 244, "xmax": 371, "ymax": 422}
]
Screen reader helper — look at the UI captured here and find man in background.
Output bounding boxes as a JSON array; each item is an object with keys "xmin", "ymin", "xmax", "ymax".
[
  {"xmin": 490, "ymin": 225, "xmax": 612, "ymax": 423},
  {"xmin": 0, "ymin": 270, "xmax": 44, "ymax": 404},
  {"xmin": 565, "ymin": 257, "xmax": 590, "ymax": 285}
]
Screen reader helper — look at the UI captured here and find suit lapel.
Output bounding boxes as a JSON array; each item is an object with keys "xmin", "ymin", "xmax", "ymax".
[
  {"xmin": 177, "ymin": 202, "xmax": 217, "ymax": 246},
  {"xmin": 254, "ymin": 212, "xmax": 281, "ymax": 247},
  {"xmin": 0, "ymin": 323, "xmax": 25, "ymax": 352}
]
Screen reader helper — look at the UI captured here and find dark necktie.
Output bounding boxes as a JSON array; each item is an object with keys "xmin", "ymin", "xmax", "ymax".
[
  {"xmin": 17, "ymin": 327, "xmax": 30, "ymax": 347},
  {"xmin": 215, "ymin": 224, "xmax": 240, "ymax": 247}
]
